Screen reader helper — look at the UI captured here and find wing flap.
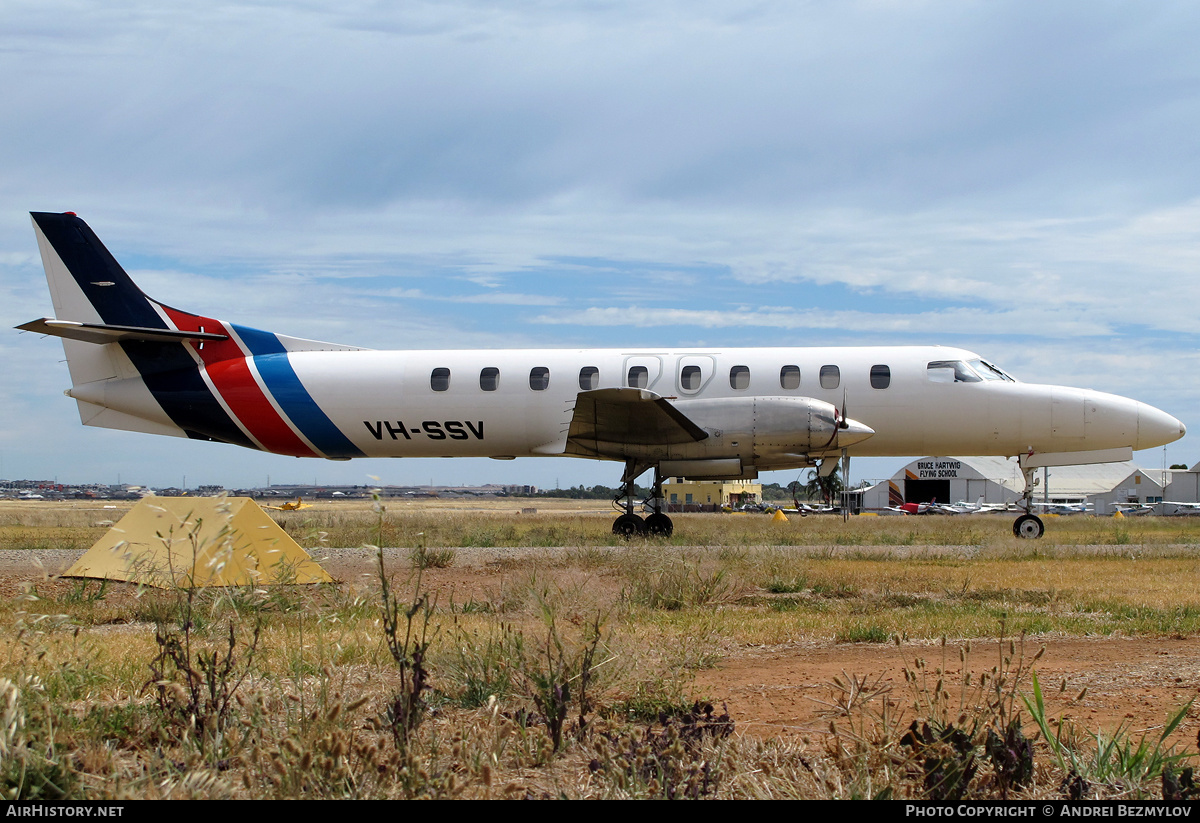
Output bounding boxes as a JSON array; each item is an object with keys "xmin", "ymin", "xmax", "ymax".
[{"xmin": 566, "ymin": 388, "xmax": 708, "ymax": 458}]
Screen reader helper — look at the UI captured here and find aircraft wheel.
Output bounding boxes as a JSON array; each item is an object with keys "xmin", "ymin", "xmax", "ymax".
[
  {"xmin": 644, "ymin": 512, "xmax": 673, "ymax": 538},
  {"xmin": 613, "ymin": 513, "xmax": 647, "ymax": 538},
  {"xmin": 1013, "ymin": 514, "xmax": 1045, "ymax": 540}
]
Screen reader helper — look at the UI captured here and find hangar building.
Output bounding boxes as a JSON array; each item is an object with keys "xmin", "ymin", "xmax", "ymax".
[{"xmin": 860, "ymin": 457, "xmax": 1167, "ymax": 512}]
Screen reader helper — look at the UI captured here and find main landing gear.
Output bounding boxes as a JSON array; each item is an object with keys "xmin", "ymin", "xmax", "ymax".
[
  {"xmin": 612, "ymin": 461, "xmax": 673, "ymax": 538},
  {"xmin": 1012, "ymin": 464, "xmax": 1044, "ymax": 539}
]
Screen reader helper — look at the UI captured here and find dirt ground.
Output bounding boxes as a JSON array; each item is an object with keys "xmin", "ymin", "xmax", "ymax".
[{"xmin": 9, "ymin": 546, "xmax": 1200, "ymax": 748}]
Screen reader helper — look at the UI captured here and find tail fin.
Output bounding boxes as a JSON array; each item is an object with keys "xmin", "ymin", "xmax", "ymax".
[{"xmin": 22, "ymin": 212, "xmax": 364, "ymax": 458}]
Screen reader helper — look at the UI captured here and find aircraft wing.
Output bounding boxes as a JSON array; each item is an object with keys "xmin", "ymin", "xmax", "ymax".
[{"xmin": 564, "ymin": 388, "xmax": 709, "ymax": 458}]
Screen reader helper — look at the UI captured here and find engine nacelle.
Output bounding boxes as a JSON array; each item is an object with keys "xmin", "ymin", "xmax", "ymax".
[{"xmin": 671, "ymin": 395, "xmax": 874, "ymax": 454}]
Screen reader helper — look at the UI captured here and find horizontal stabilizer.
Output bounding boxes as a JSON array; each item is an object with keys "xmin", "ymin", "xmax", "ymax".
[{"xmin": 17, "ymin": 317, "xmax": 228, "ymax": 345}]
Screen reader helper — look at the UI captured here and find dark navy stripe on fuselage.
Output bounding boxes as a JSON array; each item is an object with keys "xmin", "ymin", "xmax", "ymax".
[
  {"xmin": 31, "ymin": 212, "xmax": 256, "ymax": 450},
  {"xmin": 233, "ymin": 325, "xmax": 365, "ymax": 458}
]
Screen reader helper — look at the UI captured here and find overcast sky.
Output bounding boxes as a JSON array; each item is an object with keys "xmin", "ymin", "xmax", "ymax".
[{"xmin": 2, "ymin": 1, "xmax": 1198, "ymax": 491}]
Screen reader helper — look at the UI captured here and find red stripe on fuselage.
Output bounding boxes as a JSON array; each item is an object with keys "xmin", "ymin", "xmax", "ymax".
[{"xmin": 161, "ymin": 307, "xmax": 317, "ymax": 457}]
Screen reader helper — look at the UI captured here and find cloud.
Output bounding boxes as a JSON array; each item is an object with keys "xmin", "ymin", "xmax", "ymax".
[
  {"xmin": 530, "ymin": 305, "xmax": 1114, "ymax": 338},
  {"xmin": 4, "ymin": 1, "xmax": 1200, "ymax": 487}
]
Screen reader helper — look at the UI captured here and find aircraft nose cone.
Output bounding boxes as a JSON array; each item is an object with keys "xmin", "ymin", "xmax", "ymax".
[
  {"xmin": 1137, "ymin": 403, "xmax": 1186, "ymax": 449},
  {"xmin": 838, "ymin": 418, "xmax": 875, "ymax": 448}
]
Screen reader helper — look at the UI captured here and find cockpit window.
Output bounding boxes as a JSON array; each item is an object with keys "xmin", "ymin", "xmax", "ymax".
[
  {"xmin": 926, "ymin": 360, "xmax": 982, "ymax": 384},
  {"xmin": 968, "ymin": 358, "xmax": 1017, "ymax": 382}
]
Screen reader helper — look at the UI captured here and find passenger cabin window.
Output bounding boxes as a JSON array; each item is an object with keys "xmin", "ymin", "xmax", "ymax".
[
  {"xmin": 780, "ymin": 365, "xmax": 800, "ymax": 390},
  {"xmin": 431, "ymin": 367, "xmax": 451, "ymax": 392},
  {"xmin": 479, "ymin": 367, "xmax": 499, "ymax": 392},
  {"xmin": 628, "ymin": 366, "xmax": 648, "ymax": 389},
  {"xmin": 529, "ymin": 367, "xmax": 550, "ymax": 391},
  {"xmin": 927, "ymin": 360, "xmax": 982, "ymax": 384},
  {"xmin": 681, "ymin": 365, "xmax": 702, "ymax": 391},
  {"xmin": 870, "ymin": 364, "xmax": 891, "ymax": 389},
  {"xmin": 579, "ymin": 366, "xmax": 599, "ymax": 390},
  {"xmin": 819, "ymin": 365, "xmax": 840, "ymax": 389},
  {"xmin": 730, "ymin": 365, "xmax": 750, "ymax": 390}
]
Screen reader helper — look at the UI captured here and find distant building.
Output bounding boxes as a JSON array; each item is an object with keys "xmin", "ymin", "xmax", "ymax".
[
  {"xmin": 860, "ymin": 456, "xmax": 1169, "ymax": 512},
  {"xmin": 1088, "ymin": 468, "xmax": 1165, "ymax": 514},
  {"xmin": 1161, "ymin": 462, "xmax": 1200, "ymax": 513},
  {"xmin": 664, "ymin": 478, "xmax": 762, "ymax": 511}
]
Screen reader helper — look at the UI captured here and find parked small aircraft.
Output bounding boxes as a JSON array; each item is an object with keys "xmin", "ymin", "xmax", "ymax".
[
  {"xmin": 930, "ymin": 497, "xmax": 1010, "ymax": 515},
  {"xmin": 893, "ymin": 499, "xmax": 937, "ymax": 516},
  {"xmin": 1110, "ymin": 502, "xmax": 1155, "ymax": 517},
  {"xmin": 263, "ymin": 498, "xmax": 312, "ymax": 512},
  {"xmin": 1030, "ymin": 501, "xmax": 1093, "ymax": 515},
  {"xmin": 19, "ymin": 213, "xmax": 1187, "ymax": 539}
]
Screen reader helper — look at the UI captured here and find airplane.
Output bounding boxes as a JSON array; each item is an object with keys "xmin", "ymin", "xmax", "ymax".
[
  {"xmin": 17, "ymin": 212, "xmax": 1188, "ymax": 540},
  {"xmin": 1030, "ymin": 501, "xmax": 1092, "ymax": 515},
  {"xmin": 1109, "ymin": 502, "xmax": 1155, "ymax": 517},
  {"xmin": 929, "ymin": 496, "xmax": 1009, "ymax": 515},
  {"xmin": 263, "ymin": 497, "xmax": 313, "ymax": 511},
  {"xmin": 893, "ymin": 498, "xmax": 937, "ymax": 516}
]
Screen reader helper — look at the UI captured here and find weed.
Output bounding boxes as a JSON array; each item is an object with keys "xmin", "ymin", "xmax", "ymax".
[
  {"xmin": 0, "ymin": 676, "xmax": 77, "ymax": 800},
  {"xmin": 811, "ymin": 581, "xmax": 859, "ymax": 599},
  {"xmin": 1162, "ymin": 766, "xmax": 1200, "ymax": 801},
  {"xmin": 1024, "ymin": 671, "xmax": 1195, "ymax": 798},
  {"xmin": 985, "ymin": 718, "xmax": 1034, "ymax": 796},
  {"xmin": 142, "ymin": 513, "xmax": 262, "ymax": 760},
  {"xmin": 812, "ymin": 670, "xmax": 893, "ymax": 719},
  {"xmin": 588, "ymin": 702, "xmax": 732, "ymax": 798},
  {"xmin": 146, "ymin": 619, "xmax": 262, "ymax": 758},
  {"xmin": 376, "ymin": 548, "xmax": 435, "ymax": 754},
  {"xmin": 445, "ymin": 620, "xmax": 523, "ymax": 708},
  {"xmin": 717, "ymin": 546, "xmax": 748, "ymax": 563},
  {"xmin": 764, "ymin": 576, "xmax": 808, "ymax": 594},
  {"xmin": 900, "ymin": 719, "xmax": 978, "ymax": 801},
  {"xmin": 838, "ymin": 625, "xmax": 891, "ymax": 643},
  {"xmin": 410, "ymin": 546, "xmax": 456, "ymax": 569},
  {"xmin": 521, "ymin": 594, "xmax": 608, "ymax": 750},
  {"xmin": 610, "ymin": 679, "xmax": 698, "ymax": 723},
  {"xmin": 621, "ymin": 553, "xmax": 738, "ymax": 610},
  {"xmin": 61, "ymin": 579, "xmax": 108, "ymax": 605},
  {"xmin": 563, "ymin": 546, "xmax": 613, "ymax": 569}
]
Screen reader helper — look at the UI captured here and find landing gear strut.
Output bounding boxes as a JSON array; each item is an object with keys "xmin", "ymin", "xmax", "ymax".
[
  {"xmin": 1013, "ymin": 464, "xmax": 1044, "ymax": 539},
  {"xmin": 611, "ymin": 461, "xmax": 673, "ymax": 538}
]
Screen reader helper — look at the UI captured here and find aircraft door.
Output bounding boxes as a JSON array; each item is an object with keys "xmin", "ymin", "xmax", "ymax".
[
  {"xmin": 1051, "ymin": 388, "xmax": 1087, "ymax": 447},
  {"xmin": 622, "ymin": 355, "xmax": 664, "ymax": 391},
  {"xmin": 676, "ymin": 356, "xmax": 716, "ymax": 396}
]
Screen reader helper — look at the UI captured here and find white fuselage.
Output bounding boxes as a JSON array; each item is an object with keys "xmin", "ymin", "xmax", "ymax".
[{"xmin": 281, "ymin": 344, "xmax": 1180, "ymax": 469}]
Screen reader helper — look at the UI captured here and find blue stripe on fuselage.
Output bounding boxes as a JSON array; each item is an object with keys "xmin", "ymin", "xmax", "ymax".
[{"xmin": 233, "ymin": 324, "xmax": 365, "ymax": 458}]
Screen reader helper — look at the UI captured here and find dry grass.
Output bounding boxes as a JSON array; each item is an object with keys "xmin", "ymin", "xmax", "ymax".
[{"xmin": 2, "ymin": 500, "xmax": 1200, "ymax": 799}]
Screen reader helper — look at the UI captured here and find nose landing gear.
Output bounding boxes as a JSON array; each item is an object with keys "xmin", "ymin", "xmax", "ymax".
[
  {"xmin": 1013, "ymin": 513, "xmax": 1044, "ymax": 539},
  {"xmin": 1013, "ymin": 463, "xmax": 1044, "ymax": 539}
]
